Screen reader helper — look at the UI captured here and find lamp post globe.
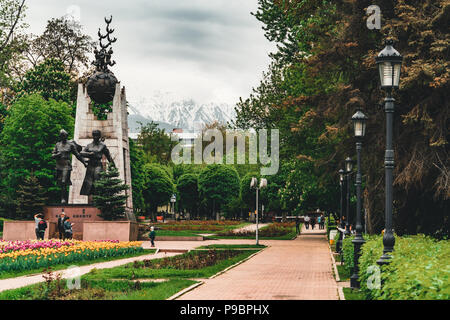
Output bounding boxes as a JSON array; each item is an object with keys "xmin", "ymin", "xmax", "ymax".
[
  {"xmin": 376, "ymin": 39, "xmax": 403, "ymax": 90},
  {"xmin": 352, "ymin": 110, "xmax": 368, "ymax": 138}
]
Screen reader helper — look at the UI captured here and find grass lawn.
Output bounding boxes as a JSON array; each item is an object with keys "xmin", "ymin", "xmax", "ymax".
[
  {"xmin": 144, "ymin": 222, "xmax": 252, "ymax": 238},
  {"xmin": 196, "ymin": 244, "xmax": 266, "ymax": 249},
  {"xmin": 0, "ymin": 249, "xmax": 156, "ymax": 280},
  {"xmin": 0, "ymin": 278, "xmax": 197, "ymax": 300},
  {"xmin": 343, "ymin": 288, "xmax": 366, "ymax": 300},
  {"xmin": 0, "ymin": 248, "xmax": 261, "ymax": 300},
  {"xmin": 209, "ymin": 227, "xmax": 297, "ymax": 240},
  {"xmin": 337, "ymin": 264, "xmax": 351, "ymax": 281}
]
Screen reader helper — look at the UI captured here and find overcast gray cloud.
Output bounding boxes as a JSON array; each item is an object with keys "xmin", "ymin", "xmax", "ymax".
[{"xmin": 25, "ymin": 0, "xmax": 274, "ymax": 106}]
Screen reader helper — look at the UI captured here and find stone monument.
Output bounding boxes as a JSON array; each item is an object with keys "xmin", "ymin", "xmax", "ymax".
[
  {"xmin": 43, "ymin": 17, "xmax": 135, "ymax": 238},
  {"xmin": 68, "ymin": 16, "xmax": 133, "ymax": 219}
]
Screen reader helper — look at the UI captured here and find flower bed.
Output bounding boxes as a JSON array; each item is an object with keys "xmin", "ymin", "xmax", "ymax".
[
  {"xmin": 0, "ymin": 240, "xmax": 143, "ymax": 273},
  {"xmin": 164, "ymin": 220, "xmax": 241, "ymax": 226},
  {"xmin": 217, "ymin": 222, "xmax": 295, "ymax": 238}
]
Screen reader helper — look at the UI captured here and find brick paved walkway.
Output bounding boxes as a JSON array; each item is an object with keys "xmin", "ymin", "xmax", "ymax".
[{"xmin": 177, "ymin": 225, "xmax": 338, "ymax": 300}]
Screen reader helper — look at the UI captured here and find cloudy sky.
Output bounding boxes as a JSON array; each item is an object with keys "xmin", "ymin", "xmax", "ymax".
[{"xmin": 25, "ymin": 0, "xmax": 275, "ymax": 108}]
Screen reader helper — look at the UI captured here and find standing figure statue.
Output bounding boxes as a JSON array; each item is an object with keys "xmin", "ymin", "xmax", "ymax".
[
  {"xmin": 52, "ymin": 129, "xmax": 87, "ymax": 204},
  {"xmin": 80, "ymin": 129, "xmax": 115, "ymax": 197}
]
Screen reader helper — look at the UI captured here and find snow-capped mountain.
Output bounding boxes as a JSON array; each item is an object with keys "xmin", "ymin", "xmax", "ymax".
[{"xmin": 128, "ymin": 92, "xmax": 236, "ymax": 132}]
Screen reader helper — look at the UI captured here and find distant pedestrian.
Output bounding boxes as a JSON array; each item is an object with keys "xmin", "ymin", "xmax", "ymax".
[
  {"xmin": 317, "ymin": 215, "xmax": 322, "ymax": 229},
  {"xmin": 37, "ymin": 214, "xmax": 47, "ymax": 240},
  {"xmin": 319, "ymin": 214, "xmax": 325, "ymax": 229},
  {"xmin": 57, "ymin": 212, "xmax": 66, "ymax": 240},
  {"xmin": 311, "ymin": 217, "xmax": 316, "ymax": 230},
  {"xmin": 149, "ymin": 226, "xmax": 156, "ymax": 247},
  {"xmin": 64, "ymin": 217, "xmax": 73, "ymax": 239},
  {"xmin": 295, "ymin": 218, "xmax": 300, "ymax": 234},
  {"xmin": 304, "ymin": 215, "xmax": 310, "ymax": 229}
]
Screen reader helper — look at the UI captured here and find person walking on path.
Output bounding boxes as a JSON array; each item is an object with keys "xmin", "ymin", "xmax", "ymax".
[
  {"xmin": 33, "ymin": 213, "xmax": 41, "ymax": 240},
  {"xmin": 36, "ymin": 215, "xmax": 47, "ymax": 240},
  {"xmin": 310, "ymin": 216, "xmax": 316, "ymax": 230},
  {"xmin": 149, "ymin": 226, "xmax": 156, "ymax": 247},
  {"xmin": 57, "ymin": 213, "xmax": 66, "ymax": 240},
  {"xmin": 320, "ymin": 214, "xmax": 325, "ymax": 229},
  {"xmin": 304, "ymin": 215, "xmax": 310, "ymax": 229},
  {"xmin": 295, "ymin": 218, "xmax": 301, "ymax": 234},
  {"xmin": 317, "ymin": 215, "xmax": 322, "ymax": 229},
  {"xmin": 63, "ymin": 217, "xmax": 73, "ymax": 239}
]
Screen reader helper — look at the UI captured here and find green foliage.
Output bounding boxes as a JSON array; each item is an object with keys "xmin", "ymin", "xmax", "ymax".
[
  {"xmin": 129, "ymin": 139, "xmax": 145, "ymax": 215},
  {"xmin": 91, "ymin": 101, "xmax": 112, "ymax": 120},
  {"xmin": 342, "ymin": 235, "xmax": 355, "ymax": 276},
  {"xmin": 18, "ymin": 58, "xmax": 74, "ymax": 105},
  {"xmin": 15, "ymin": 173, "xmax": 47, "ymax": 219},
  {"xmin": 141, "ymin": 163, "xmax": 174, "ymax": 216},
  {"xmin": 240, "ymin": 172, "xmax": 259, "ymax": 212},
  {"xmin": 137, "ymin": 121, "xmax": 177, "ymax": 165},
  {"xmin": 0, "ymin": 94, "xmax": 74, "ymax": 208},
  {"xmin": 359, "ymin": 235, "xmax": 450, "ymax": 300},
  {"xmin": 176, "ymin": 173, "xmax": 199, "ymax": 217},
  {"xmin": 92, "ymin": 164, "xmax": 129, "ymax": 221},
  {"xmin": 25, "ymin": 17, "xmax": 94, "ymax": 75},
  {"xmin": 198, "ymin": 164, "xmax": 240, "ymax": 217},
  {"xmin": 0, "ymin": 103, "xmax": 7, "ymax": 134}
]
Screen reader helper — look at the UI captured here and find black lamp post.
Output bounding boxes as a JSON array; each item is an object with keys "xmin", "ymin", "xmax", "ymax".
[
  {"xmin": 376, "ymin": 39, "xmax": 403, "ymax": 266},
  {"xmin": 336, "ymin": 169, "xmax": 345, "ymax": 253},
  {"xmin": 344, "ymin": 157, "xmax": 353, "ymax": 237},
  {"xmin": 350, "ymin": 110, "xmax": 368, "ymax": 288}
]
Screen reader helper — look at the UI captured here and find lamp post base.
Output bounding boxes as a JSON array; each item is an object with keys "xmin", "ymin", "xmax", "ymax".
[
  {"xmin": 350, "ymin": 237, "xmax": 365, "ymax": 289},
  {"xmin": 377, "ymin": 252, "xmax": 392, "ymax": 266}
]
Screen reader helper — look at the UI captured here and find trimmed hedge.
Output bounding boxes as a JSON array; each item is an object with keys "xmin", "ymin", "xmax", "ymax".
[
  {"xmin": 358, "ymin": 234, "xmax": 450, "ymax": 300},
  {"xmin": 342, "ymin": 235, "xmax": 355, "ymax": 275}
]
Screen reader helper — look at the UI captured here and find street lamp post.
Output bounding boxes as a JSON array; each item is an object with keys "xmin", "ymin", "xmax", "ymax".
[
  {"xmin": 345, "ymin": 157, "xmax": 353, "ymax": 237},
  {"xmin": 376, "ymin": 39, "xmax": 403, "ymax": 266},
  {"xmin": 251, "ymin": 177, "xmax": 267, "ymax": 245},
  {"xmin": 170, "ymin": 194, "xmax": 176, "ymax": 219},
  {"xmin": 336, "ymin": 169, "xmax": 345, "ymax": 253},
  {"xmin": 350, "ymin": 110, "xmax": 368, "ymax": 288}
]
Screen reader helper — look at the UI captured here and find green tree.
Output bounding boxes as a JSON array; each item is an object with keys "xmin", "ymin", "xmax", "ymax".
[
  {"xmin": 240, "ymin": 172, "xmax": 260, "ymax": 212},
  {"xmin": 0, "ymin": 0, "xmax": 27, "ymax": 87},
  {"xmin": 0, "ymin": 94, "xmax": 74, "ymax": 208},
  {"xmin": 138, "ymin": 121, "xmax": 177, "ymax": 164},
  {"xmin": 142, "ymin": 163, "xmax": 174, "ymax": 220},
  {"xmin": 24, "ymin": 17, "xmax": 94, "ymax": 75},
  {"xmin": 15, "ymin": 173, "xmax": 46, "ymax": 219},
  {"xmin": 0, "ymin": 102, "xmax": 7, "ymax": 134},
  {"xmin": 19, "ymin": 58, "xmax": 73, "ymax": 105},
  {"xmin": 198, "ymin": 164, "xmax": 240, "ymax": 219},
  {"xmin": 92, "ymin": 164, "xmax": 129, "ymax": 221},
  {"xmin": 129, "ymin": 138, "xmax": 145, "ymax": 215},
  {"xmin": 176, "ymin": 173, "xmax": 199, "ymax": 218}
]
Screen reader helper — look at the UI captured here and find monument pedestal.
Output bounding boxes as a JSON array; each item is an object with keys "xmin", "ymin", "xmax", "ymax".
[{"xmin": 43, "ymin": 205, "xmax": 104, "ymax": 240}]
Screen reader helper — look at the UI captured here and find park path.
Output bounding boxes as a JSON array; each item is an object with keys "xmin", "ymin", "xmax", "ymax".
[{"xmin": 177, "ymin": 225, "xmax": 338, "ymax": 300}]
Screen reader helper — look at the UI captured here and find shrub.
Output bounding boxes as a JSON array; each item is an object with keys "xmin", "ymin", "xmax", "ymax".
[
  {"xmin": 359, "ymin": 234, "xmax": 450, "ymax": 300},
  {"xmin": 342, "ymin": 235, "xmax": 355, "ymax": 275}
]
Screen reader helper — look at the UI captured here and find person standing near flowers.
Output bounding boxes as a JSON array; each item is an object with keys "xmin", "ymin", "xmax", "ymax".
[
  {"xmin": 57, "ymin": 212, "xmax": 67, "ymax": 240},
  {"xmin": 149, "ymin": 226, "xmax": 156, "ymax": 247},
  {"xmin": 64, "ymin": 217, "xmax": 73, "ymax": 239},
  {"xmin": 37, "ymin": 215, "xmax": 47, "ymax": 240},
  {"xmin": 34, "ymin": 213, "xmax": 41, "ymax": 239}
]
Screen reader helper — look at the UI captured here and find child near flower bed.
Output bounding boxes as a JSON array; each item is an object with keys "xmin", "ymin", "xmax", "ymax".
[{"xmin": 150, "ymin": 226, "xmax": 156, "ymax": 247}]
